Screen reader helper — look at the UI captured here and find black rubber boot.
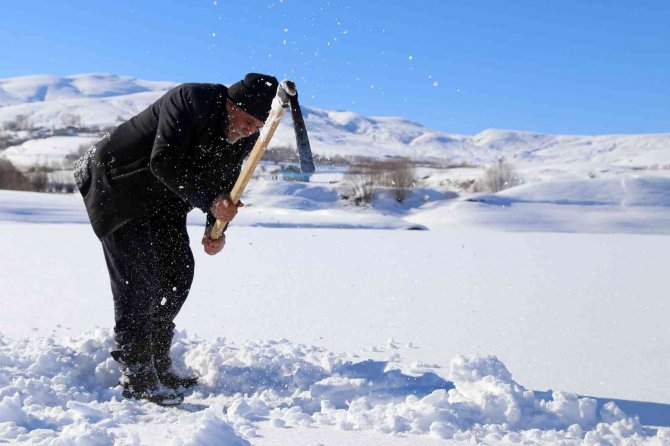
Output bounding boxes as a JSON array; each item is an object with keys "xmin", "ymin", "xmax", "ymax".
[
  {"xmin": 153, "ymin": 323, "xmax": 199, "ymax": 390},
  {"xmin": 111, "ymin": 348, "xmax": 184, "ymax": 406}
]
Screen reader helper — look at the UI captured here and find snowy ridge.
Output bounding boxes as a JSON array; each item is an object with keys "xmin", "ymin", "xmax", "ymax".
[
  {"xmin": 269, "ymin": 107, "xmax": 487, "ymax": 162},
  {"xmin": 0, "ymin": 91, "xmax": 167, "ymax": 133},
  {"xmin": 1, "ymin": 74, "xmax": 669, "ymax": 168},
  {"xmin": 0, "ymin": 73, "xmax": 175, "ymax": 106},
  {"xmin": 0, "ymin": 330, "xmax": 667, "ymax": 445},
  {"xmin": 472, "ymin": 128, "xmax": 670, "ymax": 168}
]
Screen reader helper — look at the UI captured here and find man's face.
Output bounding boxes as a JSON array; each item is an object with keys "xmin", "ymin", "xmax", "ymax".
[{"xmin": 225, "ymin": 100, "xmax": 265, "ymax": 144}]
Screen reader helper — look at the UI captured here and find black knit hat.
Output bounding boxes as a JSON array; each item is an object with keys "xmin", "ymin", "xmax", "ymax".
[{"xmin": 227, "ymin": 73, "xmax": 279, "ymax": 122}]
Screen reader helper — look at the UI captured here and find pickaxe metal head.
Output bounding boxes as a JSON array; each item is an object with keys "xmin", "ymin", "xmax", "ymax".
[{"xmin": 278, "ymin": 80, "xmax": 315, "ymax": 173}]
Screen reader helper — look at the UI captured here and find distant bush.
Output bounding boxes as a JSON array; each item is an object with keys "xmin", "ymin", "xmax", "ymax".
[
  {"xmin": 648, "ymin": 164, "xmax": 670, "ymax": 171},
  {"xmin": 444, "ymin": 160, "xmax": 478, "ymax": 169},
  {"xmin": 60, "ymin": 112, "xmax": 83, "ymax": 129},
  {"xmin": 472, "ymin": 159, "xmax": 520, "ymax": 193},
  {"xmin": 344, "ymin": 157, "xmax": 416, "ymax": 205},
  {"xmin": 0, "ymin": 159, "xmax": 33, "ymax": 191},
  {"xmin": 344, "ymin": 167, "xmax": 378, "ymax": 205},
  {"xmin": 442, "ymin": 178, "xmax": 476, "ymax": 191},
  {"xmin": 263, "ymin": 146, "xmax": 298, "ymax": 164},
  {"xmin": 313, "ymin": 152, "xmax": 350, "ymax": 167},
  {"xmin": 48, "ymin": 168, "xmax": 77, "ymax": 193},
  {"xmin": 25, "ymin": 165, "xmax": 50, "ymax": 192},
  {"xmin": 379, "ymin": 158, "xmax": 415, "ymax": 202},
  {"xmin": 1, "ymin": 114, "xmax": 34, "ymax": 131}
]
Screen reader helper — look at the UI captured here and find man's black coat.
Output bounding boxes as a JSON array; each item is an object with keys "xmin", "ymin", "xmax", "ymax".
[{"xmin": 75, "ymin": 83, "xmax": 257, "ymax": 239}]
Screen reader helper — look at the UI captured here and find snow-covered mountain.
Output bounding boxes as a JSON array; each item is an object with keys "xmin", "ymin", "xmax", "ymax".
[
  {"xmin": 0, "ymin": 73, "xmax": 174, "ymax": 106},
  {"xmin": 1, "ymin": 73, "xmax": 669, "ymax": 169}
]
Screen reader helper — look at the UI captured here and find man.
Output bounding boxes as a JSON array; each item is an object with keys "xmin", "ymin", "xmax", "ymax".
[{"xmin": 74, "ymin": 73, "xmax": 278, "ymax": 405}]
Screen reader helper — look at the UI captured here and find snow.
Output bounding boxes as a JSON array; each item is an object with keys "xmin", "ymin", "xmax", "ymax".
[
  {"xmin": 3, "ymin": 171, "xmax": 670, "ymax": 234},
  {"xmin": 0, "ymin": 73, "xmax": 669, "ymax": 444},
  {"xmin": 408, "ymin": 174, "xmax": 670, "ymax": 234},
  {"xmin": 0, "ymin": 188, "xmax": 669, "ymax": 443},
  {"xmin": 0, "ymin": 90, "xmax": 166, "ymax": 133},
  {"xmin": 1, "ymin": 136, "xmax": 99, "ymax": 169},
  {"xmin": 0, "ymin": 328, "xmax": 668, "ymax": 444}
]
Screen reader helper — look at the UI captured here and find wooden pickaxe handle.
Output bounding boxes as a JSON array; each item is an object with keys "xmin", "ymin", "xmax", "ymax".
[{"xmin": 209, "ymin": 88, "xmax": 288, "ymax": 240}]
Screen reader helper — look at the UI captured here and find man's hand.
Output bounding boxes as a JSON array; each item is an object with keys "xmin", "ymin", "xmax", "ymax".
[
  {"xmin": 210, "ymin": 195, "xmax": 244, "ymax": 223},
  {"xmin": 202, "ymin": 227, "xmax": 225, "ymax": 255}
]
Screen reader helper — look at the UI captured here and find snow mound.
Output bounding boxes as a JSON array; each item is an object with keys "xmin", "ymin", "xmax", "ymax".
[
  {"xmin": 185, "ymin": 406, "xmax": 251, "ymax": 446},
  {"xmin": 1, "ymin": 135, "xmax": 99, "ymax": 168},
  {"xmin": 472, "ymin": 128, "xmax": 555, "ymax": 152},
  {"xmin": 0, "ymin": 331, "xmax": 666, "ymax": 445},
  {"xmin": 479, "ymin": 175, "xmax": 670, "ymax": 207}
]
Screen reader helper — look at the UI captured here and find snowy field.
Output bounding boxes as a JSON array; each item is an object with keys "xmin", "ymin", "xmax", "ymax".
[{"xmin": 1, "ymin": 187, "xmax": 669, "ymax": 445}]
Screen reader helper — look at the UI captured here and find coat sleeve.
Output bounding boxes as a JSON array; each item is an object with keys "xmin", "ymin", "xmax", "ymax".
[{"xmin": 149, "ymin": 88, "xmax": 215, "ymax": 212}]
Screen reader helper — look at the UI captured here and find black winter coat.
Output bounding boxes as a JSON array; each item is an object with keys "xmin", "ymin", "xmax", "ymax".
[{"xmin": 75, "ymin": 83, "xmax": 256, "ymax": 239}]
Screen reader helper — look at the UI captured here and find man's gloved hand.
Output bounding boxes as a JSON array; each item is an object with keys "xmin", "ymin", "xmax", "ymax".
[
  {"xmin": 210, "ymin": 195, "xmax": 244, "ymax": 222},
  {"xmin": 202, "ymin": 228, "xmax": 225, "ymax": 255}
]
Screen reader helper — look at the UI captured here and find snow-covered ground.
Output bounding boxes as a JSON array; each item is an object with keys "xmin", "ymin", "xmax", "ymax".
[
  {"xmin": 1, "ymin": 73, "xmax": 670, "ymax": 444},
  {"xmin": 1, "ymin": 187, "xmax": 669, "ymax": 445}
]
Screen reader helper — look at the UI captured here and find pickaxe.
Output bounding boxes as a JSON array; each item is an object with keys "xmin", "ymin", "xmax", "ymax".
[{"xmin": 210, "ymin": 79, "xmax": 315, "ymax": 240}]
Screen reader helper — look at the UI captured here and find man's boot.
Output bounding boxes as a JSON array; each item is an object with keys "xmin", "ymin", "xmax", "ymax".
[
  {"xmin": 153, "ymin": 323, "xmax": 199, "ymax": 390},
  {"xmin": 111, "ymin": 347, "xmax": 184, "ymax": 406}
]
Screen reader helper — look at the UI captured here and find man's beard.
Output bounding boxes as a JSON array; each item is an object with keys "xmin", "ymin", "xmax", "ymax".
[{"xmin": 225, "ymin": 130, "xmax": 244, "ymax": 144}]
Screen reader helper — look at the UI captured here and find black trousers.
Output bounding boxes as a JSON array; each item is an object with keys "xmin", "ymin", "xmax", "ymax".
[{"xmin": 101, "ymin": 199, "xmax": 194, "ymax": 358}]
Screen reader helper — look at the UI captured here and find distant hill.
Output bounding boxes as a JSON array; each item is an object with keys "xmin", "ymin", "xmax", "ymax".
[
  {"xmin": 1, "ymin": 73, "xmax": 669, "ymax": 170},
  {"xmin": 0, "ymin": 73, "xmax": 174, "ymax": 105}
]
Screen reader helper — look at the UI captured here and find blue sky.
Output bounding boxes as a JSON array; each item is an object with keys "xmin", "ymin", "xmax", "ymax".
[{"xmin": 1, "ymin": 0, "xmax": 669, "ymax": 135}]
